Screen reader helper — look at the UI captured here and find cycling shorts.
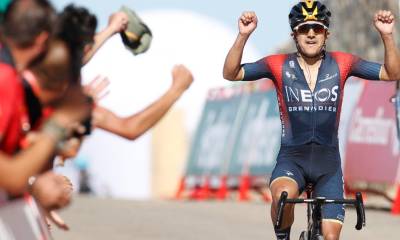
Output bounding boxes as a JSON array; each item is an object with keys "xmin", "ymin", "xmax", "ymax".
[{"xmin": 270, "ymin": 143, "xmax": 345, "ymax": 223}]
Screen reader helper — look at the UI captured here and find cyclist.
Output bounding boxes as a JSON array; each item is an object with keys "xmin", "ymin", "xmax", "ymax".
[{"xmin": 223, "ymin": 1, "xmax": 400, "ymax": 239}]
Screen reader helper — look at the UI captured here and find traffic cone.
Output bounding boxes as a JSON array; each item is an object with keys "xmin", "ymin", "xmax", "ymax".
[
  {"xmin": 189, "ymin": 176, "xmax": 203, "ymax": 200},
  {"xmin": 239, "ymin": 175, "xmax": 251, "ymax": 201},
  {"xmin": 197, "ymin": 176, "xmax": 212, "ymax": 200},
  {"xmin": 216, "ymin": 175, "xmax": 228, "ymax": 200},
  {"xmin": 189, "ymin": 186, "xmax": 202, "ymax": 200},
  {"xmin": 175, "ymin": 177, "xmax": 186, "ymax": 200},
  {"xmin": 391, "ymin": 185, "xmax": 400, "ymax": 215}
]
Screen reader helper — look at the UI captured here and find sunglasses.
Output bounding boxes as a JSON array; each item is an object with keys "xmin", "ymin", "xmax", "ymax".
[{"xmin": 295, "ymin": 24, "xmax": 327, "ymax": 35}]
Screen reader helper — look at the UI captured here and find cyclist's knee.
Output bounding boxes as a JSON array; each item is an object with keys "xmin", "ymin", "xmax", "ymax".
[
  {"xmin": 322, "ymin": 219, "xmax": 342, "ymax": 240},
  {"xmin": 271, "ymin": 179, "xmax": 298, "ymax": 201},
  {"xmin": 271, "ymin": 184, "xmax": 298, "ymax": 203},
  {"xmin": 323, "ymin": 233, "xmax": 339, "ymax": 240},
  {"xmin": 322, "ymin": 221, "xmax": 342, "ymax": 240}
]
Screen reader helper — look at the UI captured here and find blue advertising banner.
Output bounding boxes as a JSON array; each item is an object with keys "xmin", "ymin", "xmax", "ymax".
[
  {"xmin": 186, "ymin": 80, "xmax": 281, "ymax": 179},
  {"xmin": 186, "ymin": 86, "xmax": 246, "ymax": 176},
  {"xmin": 227, "ymin": 84, "xmax": 280, "ymax": 176}
]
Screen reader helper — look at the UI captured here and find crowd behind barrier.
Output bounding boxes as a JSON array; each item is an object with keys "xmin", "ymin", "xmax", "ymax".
[{"xmin": 0, "ymin": 0, "xmax": 193, "ymax": 238}]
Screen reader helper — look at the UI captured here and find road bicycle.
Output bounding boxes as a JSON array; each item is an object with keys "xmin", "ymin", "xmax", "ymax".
[{"xmin": 275, "ymin": 184, "xmax": 366, "ymax": 240}]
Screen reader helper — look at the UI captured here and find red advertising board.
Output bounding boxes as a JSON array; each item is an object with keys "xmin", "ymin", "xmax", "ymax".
[{"xmin": 344, "ymin": 81, "xmax": 400, "ymax": 184}]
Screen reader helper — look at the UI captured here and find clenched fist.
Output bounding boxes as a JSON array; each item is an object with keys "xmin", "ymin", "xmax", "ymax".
[
  {"xmin": 239, "ymin": 11, "xmax": 258, "ymax": 36},
  {"xmin": 374, "ymin": 10, "xmax": 395, "ymax": 36},
  {"xmin": 171, "ymin": 65, "xmax": 194, "ymax": 93},
  {"xmin": 108, "ymin": 11, "xmax": 129, "ymax": 34},
  {"xmin": 31, "ymin": 172, "xmax": 73, "ymax": 211}
]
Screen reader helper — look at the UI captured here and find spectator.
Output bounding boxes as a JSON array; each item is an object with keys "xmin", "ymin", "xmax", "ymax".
[{"xmin": 0, "ymin": 0, "xmax": 90, "ymax": 218}]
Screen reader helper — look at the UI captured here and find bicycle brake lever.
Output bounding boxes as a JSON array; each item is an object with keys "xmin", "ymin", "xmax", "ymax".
[
  {"xmin": 355, "ymin": 192, "xmax": 366, "ymax": 230},
  {"xmin": 275, "ymin": 191, "xmax": 288, "ymax": 229}
]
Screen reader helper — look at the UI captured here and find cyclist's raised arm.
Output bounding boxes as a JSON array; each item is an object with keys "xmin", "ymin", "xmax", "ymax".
[
  {"xmin": 344, "ymin": 10, "xmax": 400, "ymax": 82},
  {"xmin": 374, "ymin": 10, "xmax": 400, "ymax": 81},
  {"xmin": 223, "ymin": 11, "xmax": 258, "ymax": 81}
]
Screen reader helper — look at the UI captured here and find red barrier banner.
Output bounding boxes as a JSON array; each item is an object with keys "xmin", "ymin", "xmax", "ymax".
[{"xmin": 345, "ymin": 81, "xmax": 400, "ymax": 184}]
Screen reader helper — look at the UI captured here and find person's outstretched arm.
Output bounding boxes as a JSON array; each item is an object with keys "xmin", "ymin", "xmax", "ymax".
[
  {"xmin": 83, "ymin": 12, "xmax": 128, "ymax": 65},
  {"xmin": 0, "ymin": 115, "xmax": 85, "ymax": 195},
  {"xmin": 93, "ymin": 65, "xmax": 193, "ymax": 140},
  {"xmin": 374, "ymin": 10, "xmax": 400, "ymax": 81},
  {"xmin": 0, "ymin": 84, "xmax": 91, "ymax": 195},
  {"xmin": 0, "ymin": 132, "xmax": 58, "ymax": 195},
  {"xmin": 223, "ymin": 11, "xmax": 258, "ymax": 81}
]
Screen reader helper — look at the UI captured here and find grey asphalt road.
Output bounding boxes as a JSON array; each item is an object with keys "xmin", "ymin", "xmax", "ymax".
[{"xmin": 51, "ymin": 195, "xmax": 400, "ymax": 240}]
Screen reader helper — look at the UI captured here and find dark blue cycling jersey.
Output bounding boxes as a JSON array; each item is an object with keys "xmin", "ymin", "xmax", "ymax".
[{"xmin": 242, "ymin": 52, "xmax": 382, "ymax": 147}]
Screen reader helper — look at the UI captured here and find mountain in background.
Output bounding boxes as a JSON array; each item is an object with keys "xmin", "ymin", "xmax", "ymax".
[{"xmin": 278, "ymin": 0, "xmax": 400, "ymax": 62}]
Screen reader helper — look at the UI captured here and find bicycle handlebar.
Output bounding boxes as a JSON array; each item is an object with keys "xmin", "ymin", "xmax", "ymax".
[{"xmin": 274, "ymin": 191, "xmax": 366, "ymax": 230}]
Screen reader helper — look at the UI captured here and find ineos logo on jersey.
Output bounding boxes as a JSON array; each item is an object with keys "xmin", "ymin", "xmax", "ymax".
[{"xmin": 285, "ymin": 86, "xmax": 339, "ymax": 103}]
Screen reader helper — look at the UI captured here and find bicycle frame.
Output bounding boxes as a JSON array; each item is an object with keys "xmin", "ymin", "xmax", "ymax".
[{"xmin": 275, "ymin": 191, "xmax": 365, "ymax": 240}]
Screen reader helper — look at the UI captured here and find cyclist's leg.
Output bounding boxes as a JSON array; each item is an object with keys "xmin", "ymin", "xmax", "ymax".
[
  {"xmin": 270, "ymin": 177, "xmax": 299, "ymax": 227},
  {"xmin": 269, "ymin": 160, "xmax": 306, "ymax": 239},
  {"xmin": 313, "ymin": 166, "xmax": 344, "ymax": 240},
  {"xmin": 321, "ymin": 221, "xmax": 342, "ymax": 240}
]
